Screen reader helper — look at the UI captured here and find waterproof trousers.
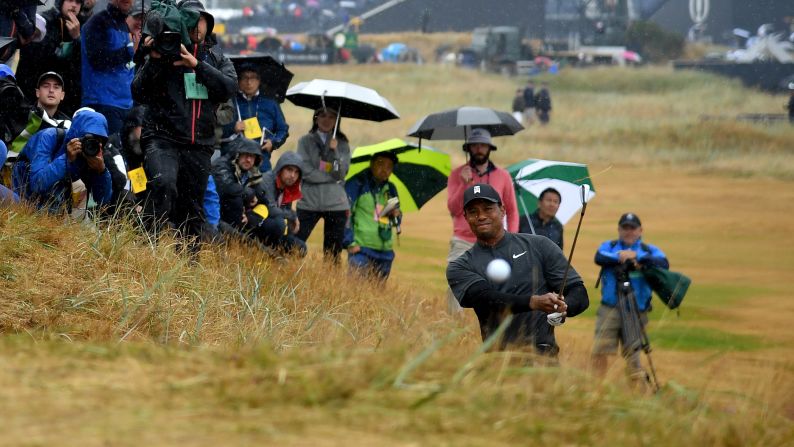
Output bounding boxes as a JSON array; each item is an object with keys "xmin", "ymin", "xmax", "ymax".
[
  {"xmin": 295, "ymin": 209, "xmax": 347, "ymax": 261},
  {"xmin": 142, "ymin": 136, "xmax": 212, "ymax": 242}
]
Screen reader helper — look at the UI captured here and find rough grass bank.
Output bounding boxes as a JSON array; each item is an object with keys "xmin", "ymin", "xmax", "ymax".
[{"xmin": 1, "ymin": 206, "xmax": 792, "ymax": 445}]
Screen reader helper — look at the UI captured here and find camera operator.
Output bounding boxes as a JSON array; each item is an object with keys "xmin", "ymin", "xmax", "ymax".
[
  {"xmin": 12, "ymin": 108, "xmax": 111, "ymax": 213},
  {"xmin": 592, "ymin": 213, "xmax": 669, "ymax": 380},
  {"xmin": 132, "ymin": 0, "xmax": 236, "ymax": 248}
]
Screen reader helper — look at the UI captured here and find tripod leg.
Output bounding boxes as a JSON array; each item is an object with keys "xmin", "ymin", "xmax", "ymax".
[
  {"xmin": 643, "ymin": 345, "xmax": 661, "ymax": 393},
  {"xmin": 619, "ymin": 277, "xmax": 662, "ymax": 393}
]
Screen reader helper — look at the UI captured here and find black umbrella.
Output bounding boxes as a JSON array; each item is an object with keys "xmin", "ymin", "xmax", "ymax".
[
  {"xmin": 407, "ymin": 106, "xmax": 524, "ymax": 140},
  {"xmin": 229, "ymin": 53, "xmax": 294, "ymax": 103}
]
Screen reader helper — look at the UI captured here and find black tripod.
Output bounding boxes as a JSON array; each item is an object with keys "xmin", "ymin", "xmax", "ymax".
[{"xmin": 615, "ymin": 263, "xmax": 661, "ymax": 392}]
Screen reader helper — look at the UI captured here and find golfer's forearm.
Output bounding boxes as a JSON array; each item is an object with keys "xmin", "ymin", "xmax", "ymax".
[
  {"xmin": 461, "ymin": 281, "xmax": 531, "ymax": 313},
  {"xmin": 562, "ymin": 282, "xmax": 589, "ymax": 317}
]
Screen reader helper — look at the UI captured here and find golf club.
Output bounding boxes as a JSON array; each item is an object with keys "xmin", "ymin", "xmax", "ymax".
[{"xmin": 548, "ymin": 184, "xmax": 589, "ymax": 326}]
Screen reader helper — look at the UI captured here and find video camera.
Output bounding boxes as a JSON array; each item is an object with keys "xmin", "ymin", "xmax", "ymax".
[
  {"xmin": 79, "ymin": 134, "xmax": 106, "ymax": 158},
  {"xmin": 614, "ymin": 260, "xmax": 639, "ymax": 282},
  {"xmin": 143, "ymin": 11, "xmax": 183, "ymax": 63}
]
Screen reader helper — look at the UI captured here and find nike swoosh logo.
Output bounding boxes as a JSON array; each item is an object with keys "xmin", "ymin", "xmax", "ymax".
[{"xmin": 512, "ymin": 251, "xmax": 527, "ymax": 259}]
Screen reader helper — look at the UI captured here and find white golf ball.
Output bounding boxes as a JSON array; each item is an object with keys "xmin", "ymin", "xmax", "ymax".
[{"xmin": 486, "ymin": 258, "xmax": 511, "ymax": 283}]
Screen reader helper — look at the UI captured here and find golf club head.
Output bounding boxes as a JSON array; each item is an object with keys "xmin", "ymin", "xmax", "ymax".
[{"xmin": 547, "ymin": 312, "xmax": 565, "ymax": 326}]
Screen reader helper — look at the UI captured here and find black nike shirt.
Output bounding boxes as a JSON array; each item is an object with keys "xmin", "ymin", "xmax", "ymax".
[{"xmin": 447, "ymin": 232, "xmax": 583, "ymax": 346}]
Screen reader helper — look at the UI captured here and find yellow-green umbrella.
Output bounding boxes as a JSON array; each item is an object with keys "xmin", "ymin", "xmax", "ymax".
[{"xmin": 346, "ymin": 138, "xmax": 451, "ymax": 213}]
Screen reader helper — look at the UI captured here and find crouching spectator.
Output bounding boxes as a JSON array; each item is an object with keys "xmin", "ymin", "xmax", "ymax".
[
  {"xmin": 213, "ymin": 137, "xmax": 305, "ymax": 254},
  {"xmin": 213, "ymin": 137, "xmax": 265, "ymax": 226},
  {"xmin": 101, "ymin": 106, "xmax": 145, "ymax": 216},
  {"xmin": 12, "ymin": 109, "xmax": 111, "ymax": 213},
  {"xmin": 343, "ymin": 152, "xmax": 402, "ymax": 281},
  {"xmin": 257, "ymin": 151, "xmax": 306, "ymax": 255}
]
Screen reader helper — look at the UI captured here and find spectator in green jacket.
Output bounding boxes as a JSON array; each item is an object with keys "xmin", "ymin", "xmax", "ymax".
[{"xmin": 343, "ymin": 152, "xmax": 401, "ymax": 280}]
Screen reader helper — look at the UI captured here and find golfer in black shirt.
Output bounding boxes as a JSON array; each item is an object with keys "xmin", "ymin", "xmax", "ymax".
[{"xmin": 447, "ymin": 184, "xmax": 589, "ymax": 354}]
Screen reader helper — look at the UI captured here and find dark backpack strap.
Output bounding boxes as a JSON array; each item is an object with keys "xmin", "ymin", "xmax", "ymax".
[{"xmin": 55, "ymin": 127, "xmax": 66, "ymax": 150}]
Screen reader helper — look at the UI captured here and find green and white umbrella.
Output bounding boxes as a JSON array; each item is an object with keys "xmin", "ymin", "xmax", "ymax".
[
  {"xmin": 507, "ymin": 159, "xmax": 596, "ymax": 225},
  {"xmin": 346, "ymin": 138, "xmax": 451, "ymax": 213}
]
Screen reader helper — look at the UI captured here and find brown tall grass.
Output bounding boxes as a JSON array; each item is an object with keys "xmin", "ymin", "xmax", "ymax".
[
  {"xmin": 2, "ymin": 62, "xmax": 794, "ymax": 444},
  {"xmin": 2, "ymin": 204, "xmax": 793, "ymax": 445}
]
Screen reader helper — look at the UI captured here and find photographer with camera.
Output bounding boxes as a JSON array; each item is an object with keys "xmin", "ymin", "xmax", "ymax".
[
  {"xmin": 132, "ymin": 0, "xmax": 236, "ymax": 248},
  {"xmin": 12, "ymin": 108, "xmax": 111, "ymax": 213},
  {"xmin": 592, "ymin": 213, "xmax": 669, "ymax": 382}
]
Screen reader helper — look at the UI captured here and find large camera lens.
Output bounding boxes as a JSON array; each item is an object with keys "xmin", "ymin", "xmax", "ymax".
[
  {"xmin": 155, "ymin": 31, "xmax": 182, "ymax": 62},
  {"xmin": 80, "ymin": 135, "xmax": 103, "ymax": 158}
]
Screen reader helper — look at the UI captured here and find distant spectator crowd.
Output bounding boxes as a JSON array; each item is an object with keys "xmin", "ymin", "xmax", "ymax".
[{"xmin": 0, "ymin": 0, "xmax": 396, "ymax": 277}]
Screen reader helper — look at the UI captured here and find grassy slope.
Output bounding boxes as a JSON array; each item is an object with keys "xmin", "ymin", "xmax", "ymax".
[{"xmin": 2, "ymin": 57, "xmax": 794, "ymax": 445}]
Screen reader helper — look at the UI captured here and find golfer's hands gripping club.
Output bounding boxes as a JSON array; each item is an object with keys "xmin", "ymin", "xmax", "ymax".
[
  {"xmin": 530, "ymin": 293, "xmax": 567, "ymax": 327},
  {"xmin": 530, "ymin": 292, "xmax": 566, "ymax": 314}
]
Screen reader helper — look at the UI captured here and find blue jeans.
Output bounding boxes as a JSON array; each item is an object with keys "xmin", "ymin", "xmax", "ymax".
[{"xmin": 348, "ymin": 247, "xmax": 394, "ymax": 280}]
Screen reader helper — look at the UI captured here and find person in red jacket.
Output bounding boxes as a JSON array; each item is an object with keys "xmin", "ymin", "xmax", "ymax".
[{"xmin": 445, "ymin": 128, "xmax": 519, "ymax": 313}]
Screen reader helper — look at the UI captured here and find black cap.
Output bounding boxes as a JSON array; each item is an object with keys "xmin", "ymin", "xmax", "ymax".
[
  {"xmin": 372, "ymin": 151, "xmax": 398, "ymax": 165},
  {"xmin": 37, "ymin": 71, "xmax": 64, "ymax": 88},
  {"xmin": 463, "ymin": 183, "xmax": 502, "ymax": 208},
  {"xmin": 618, "ymin": 212, "xmax": 642, "ymax": 228}
]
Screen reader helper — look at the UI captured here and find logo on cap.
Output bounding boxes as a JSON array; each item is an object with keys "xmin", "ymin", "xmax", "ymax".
[{"xmin": 474, "ymin": 186, "xmax": 481, "ymax": 194}]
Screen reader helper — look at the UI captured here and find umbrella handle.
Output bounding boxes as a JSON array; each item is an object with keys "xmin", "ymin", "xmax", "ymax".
[
  {"xmin": 512, "ymin": 179, "xmax": 535, "ymax": 234},
  {"xmin": 332, "ymin": 102, "xmax": 341, "ymax": 141}
]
